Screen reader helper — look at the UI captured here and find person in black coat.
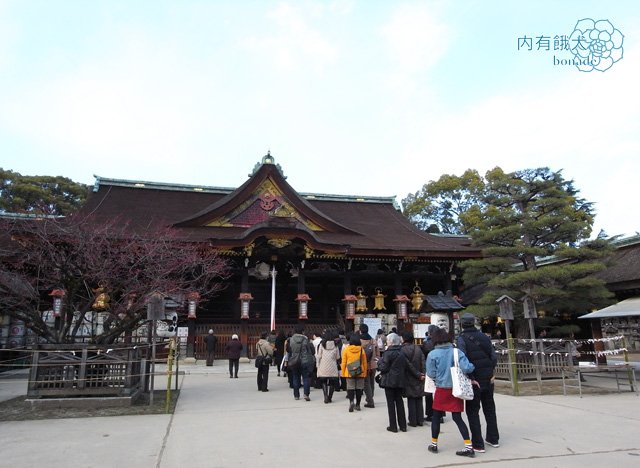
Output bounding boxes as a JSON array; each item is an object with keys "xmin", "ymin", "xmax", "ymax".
[
  {"xmin": 400, "ymin": 330, "xmax": 426, "ymax": 427},
  {"xmin": 378, "ymin": 333, "xmax": 423, "ymax": 433},
  {"xmin": 204, "ymin": 329, "xmax": 217, "ymax": 366},
  {"xmin": 456, "ymin": 313, "xmax": 500, "ymax": 452}
]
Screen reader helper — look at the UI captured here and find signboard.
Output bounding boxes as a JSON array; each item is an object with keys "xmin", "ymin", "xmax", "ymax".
[
  {"xmin": 414, "ymin": 324, "xmax": 431, "ymax": 341},
  {"xmin": 363, "ymin": 317, "xmax": 382, "ymax": 335},
  {"xmin": 177, "ymin": 327, "xmax": 189, "ymax": 338}
]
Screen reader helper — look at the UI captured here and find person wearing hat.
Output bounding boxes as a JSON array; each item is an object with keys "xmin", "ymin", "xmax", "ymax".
[
  {"xmin": 225, "ymin": 334, "xmax": 243, "ymax": 378},
  {"xmin": 204, "ymin": 329, "xmax": 217, "ymax": 366},
  {"xmin": 456, "ymin": 313, "xmax": 500, "ymax": 453}
]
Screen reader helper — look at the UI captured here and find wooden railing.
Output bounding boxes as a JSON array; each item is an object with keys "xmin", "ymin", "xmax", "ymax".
[
  {"xmin": 27, "ymin": 344, "xmax": 143, "ymax": 398},
  {"xmin": 494, "ymin": 339, "xmax": 576, "ymax": 380},
  {"xmin": 194, "ymin": 323, "xmax": 336, "ymax": 359}
]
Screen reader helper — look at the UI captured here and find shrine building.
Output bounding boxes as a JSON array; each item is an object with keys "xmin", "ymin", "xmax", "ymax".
[{"xmin": 81, "ymin": 153, "xmax": 481, "ymax": 357}]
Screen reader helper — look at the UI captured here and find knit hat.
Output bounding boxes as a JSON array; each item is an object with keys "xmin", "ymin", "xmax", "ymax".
[
  {"xmin": 460, "ymin": 313, "xmax": 476, "ymax": 328},
  {"xmin": 232, "ymin": 334, "xmax": 239, "ymax": 340}
]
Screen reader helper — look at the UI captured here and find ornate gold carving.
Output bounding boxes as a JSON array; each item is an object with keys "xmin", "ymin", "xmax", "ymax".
[
  {"xmin": 267, "ymin": 238, "xmax": 292, "ymax": 249},
  {"xmin": 244, "ymin": 242, "xmax": 255, "ymax": 257},
  {"xmin": 304, "ymin": 245, "xmax": 315, "ymax": 259}
]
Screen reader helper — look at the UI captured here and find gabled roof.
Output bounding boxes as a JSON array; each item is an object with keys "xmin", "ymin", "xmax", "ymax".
[
  {"xmin": 579, "ymin": 297, "xmax": 640, "ymax": 319},
  {"xmin": 424, "ymin": 292, "xmax": 465, "ymax": 311},
  {"xmin": 174, "ymin": 156, "xmax": 356, "ymax": 234},
  {"xmin": 81, "ymin": 154, "xmax": 480, "ymax": 259}
]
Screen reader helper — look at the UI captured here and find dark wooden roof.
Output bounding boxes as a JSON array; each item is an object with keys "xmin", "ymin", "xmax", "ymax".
[
  {"xmin": 597, "ymin": 236, "xmax": 640, "ymax": 292},
  {"xmin": 80, "ymin": 158, "xmax": 480, "ymax": 260},
  {"xmin": 424, "ymin": 292, "xmax": 465, "ymax": 311}
]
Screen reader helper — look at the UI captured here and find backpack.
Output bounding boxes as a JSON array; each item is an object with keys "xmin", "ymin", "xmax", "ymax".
[{"xmin": 364, "ymin": 342, "xmax": 374, "ymax": 361}]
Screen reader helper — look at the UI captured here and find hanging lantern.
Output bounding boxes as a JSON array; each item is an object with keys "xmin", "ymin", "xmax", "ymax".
[
  {"xmin": 186, "ymin": 292, "xmax": 200, "ymax": 320},
  {"xmin": 296, "ymin": 294, "xmax": 311, "ymax": 320},
  {"xmin": 238, "ymin": 292, "xmax": 253, "ymax": 320},
  {"xmin": 372, "ymin": 288, "xmax": 387, "ymax": 311},
  {"xmin": 355, "ymin": 287, "xmax": 368, "ymax": 312},
  {"xmin": 410, "ymin": 283, "xmax": 424, "ymax": 312},
  {"xmin": 91, "ymin": 281, "xmax": 110, "ymax": 311},
  {"xmin": 342, "ymin": 295, "xmax": 357, "ymax": 320},
  {"xmin": 49, "ymin": 289, "xmax": 66, "ymax": 318},
  {"xmin": 393, "ymin": 295, "xmax": 410, "ymax": 320}
]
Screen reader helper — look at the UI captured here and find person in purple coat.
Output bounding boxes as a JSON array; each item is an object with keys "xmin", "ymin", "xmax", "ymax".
[{"xmin": 225, "ymin": 334, "xmax": 243, "ymax": 378}]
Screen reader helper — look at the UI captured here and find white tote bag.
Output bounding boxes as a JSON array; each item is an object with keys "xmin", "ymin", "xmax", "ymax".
[
  {"xmin": 424, "ymin": 375, "xmax": 436, "ymax": 393},
  {"xmin": 450, "ymin": 348, "xmax": 475, "ymax": 400}
]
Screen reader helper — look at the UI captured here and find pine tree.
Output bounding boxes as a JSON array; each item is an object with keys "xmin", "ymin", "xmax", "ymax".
[{"xmin": 461, "ymin": 167, "xmax": 614, "ymax": 334}]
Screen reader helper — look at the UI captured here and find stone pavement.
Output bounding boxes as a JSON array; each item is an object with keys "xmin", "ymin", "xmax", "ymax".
[{"xmin": 1, "ymin": 361, "xmax": 639, "ymax": 468}]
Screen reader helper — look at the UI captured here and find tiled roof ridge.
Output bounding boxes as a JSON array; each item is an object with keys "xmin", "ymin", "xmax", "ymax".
[
  {"xmin": 93, "ymin": 176, "xmax": 396, "ymax": 204},
  {"xmin": 386, "ymin": 207, "xmax": 473, "ymax": 250}
]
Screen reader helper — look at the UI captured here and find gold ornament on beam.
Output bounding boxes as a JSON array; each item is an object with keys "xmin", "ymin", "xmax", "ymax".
[
  {"xmin": 372, "ymin": 288, "xmax": 386, "ymax": 311},
  {"xmin": 355, "ymin": 287, "xmax": 368, "ymax": 312},
  {"xmin": 410, "ymin": 282, "xmax": 424, "ymax": 312}
]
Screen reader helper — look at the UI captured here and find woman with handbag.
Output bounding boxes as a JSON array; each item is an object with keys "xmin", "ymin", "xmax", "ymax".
[
  {"xmin": 256, "ymin": 332, "xmax": 274, "ymax": 392},
  {"xmin": 316, "ymin": 329, "xmax": 341, "ymax": 403},
  {"xmin": 377, "ymin": 332, "xmax": 423, "ymax": 433},
  {"xmin": 340, "ymin": 334, "xmax": 368, "ymax": 412},
  {"xmin": 426, "ymin": 327, "xmax": 476, "ymax": 457}
]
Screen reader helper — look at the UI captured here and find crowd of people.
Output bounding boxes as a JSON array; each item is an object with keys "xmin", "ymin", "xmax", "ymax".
[{"xmin": 217, "ymin": 312, "xmax": 499, "ymax": 458}]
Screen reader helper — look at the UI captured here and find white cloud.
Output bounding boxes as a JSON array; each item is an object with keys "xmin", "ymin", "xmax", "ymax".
[
  {"xmin": 379, "ymin": 2, "xmax": 451, "ymax": 96},
  {"xmin": 0, "ymin": 27, "xmax": 225, "ymax": 177},
  {"xmin": 393, "ymin": 47, "xmax": 640, "ymax": 237},
  {"xmin": 242, "ymin": 2, "xmax": 338, "ymax": 72}
]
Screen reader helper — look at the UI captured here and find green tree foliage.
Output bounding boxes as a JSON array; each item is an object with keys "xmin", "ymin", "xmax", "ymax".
[
  {"xmin": 402, "ymin": 169, "xmax": 485, "ymax": 234},
  {"xmin": 461, "ymin": 167, "xmax": 614, "ymax": 324},
  {"xmin": 0, "ymin": 168, "xmax": 89, "ymax": 216}
]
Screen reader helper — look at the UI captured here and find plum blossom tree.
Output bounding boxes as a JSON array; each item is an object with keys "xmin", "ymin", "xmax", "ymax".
[{"xmin": 0, "ymin": 214, "xmax": 229, "ymax": 344}]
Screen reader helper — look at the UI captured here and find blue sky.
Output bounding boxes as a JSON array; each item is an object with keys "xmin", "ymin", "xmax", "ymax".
[{"xmin": 1, "ymin": 0, "xmax": 638, "ymax": 237}]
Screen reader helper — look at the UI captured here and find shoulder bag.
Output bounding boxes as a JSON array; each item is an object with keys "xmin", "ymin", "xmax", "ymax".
[{"xmin": 450, "ymin": 348, "xmax": 475, "ymax": 400}]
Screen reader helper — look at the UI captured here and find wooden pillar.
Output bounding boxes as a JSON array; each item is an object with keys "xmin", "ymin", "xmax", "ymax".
[
  {"xmin": 240, "ymin": 270, "xmax": 249, "ymax": 357},
  {"xmin": 591, "ymin": 320, "xmax": 607, "ymax": 365},
  {"xmin": 344, "ymin": 272, "xmax": 353, "ymax": 334}
]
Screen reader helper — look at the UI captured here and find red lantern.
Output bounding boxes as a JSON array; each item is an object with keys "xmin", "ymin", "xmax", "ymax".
[
  {"xmin": 238, "ymin": 293, "xmax": 253, "ymax": 320},
  {"xmin": 394, "ymin": 295, "xmax": 410, "ymax": 320},
  {"xmin": 342, "ymin": 295, "xmax": 357, "ymax": 320},
  {"xmin": 186, "ymin": 292, "xmax": 200, "ymax": 319},
  {"xmin": 49, "ymin": 289, "xmax": 66, "ymax": 318},
  {"xmin": 296, "ymin": 294, "xmax": 311, "ymax": 320}
]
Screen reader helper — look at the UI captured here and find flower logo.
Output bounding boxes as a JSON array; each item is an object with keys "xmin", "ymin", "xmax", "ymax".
[{"xmin": 569, "ymin": 19, "xmax": 624, "ymax": 72}]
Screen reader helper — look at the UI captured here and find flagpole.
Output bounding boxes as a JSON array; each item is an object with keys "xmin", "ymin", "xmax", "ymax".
[{"xmin": 270, "ymin": 265, "xmax": 277, "ymax": 331}]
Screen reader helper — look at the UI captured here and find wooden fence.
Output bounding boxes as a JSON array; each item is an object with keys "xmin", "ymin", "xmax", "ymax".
[
  {"xmin": 27, "ymin": 344, "xmax": 143, "ymax": 398},
  {"xmin": 194, "ymin": 323, "xmax": 337, "ymax": 360},
  {"xmin": 494, "ymin": 339, "xmax": 577, "ymax": 380}
]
